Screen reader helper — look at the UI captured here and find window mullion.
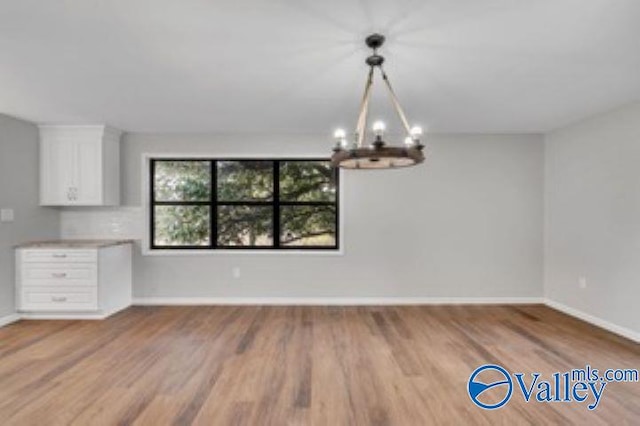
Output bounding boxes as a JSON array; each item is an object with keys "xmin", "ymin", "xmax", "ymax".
[
  {"xmin": 211, "ymin": 160, "xmax": 217, "ymax": 249},
  {"xmin": 273, "ymin": 160, "xmax": 280, "ymax": 248}
]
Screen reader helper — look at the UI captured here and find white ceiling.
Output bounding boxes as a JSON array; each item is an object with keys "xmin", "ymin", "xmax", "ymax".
[{"xmin": 1, "ymin": 0, "xmax": 639, "ymax": 134}]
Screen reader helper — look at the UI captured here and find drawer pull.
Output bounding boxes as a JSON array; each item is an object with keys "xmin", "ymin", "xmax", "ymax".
[
  {"xmin": 52, "ymin": 254, "xmax": 68, "ymax": 258},
  {"xmin": 51, "ymin": 273, "xmax": 68, "ymax": 278},
  {"xmin": 51, "ymin": 296, "xmax": 68, "ymax": 302}
]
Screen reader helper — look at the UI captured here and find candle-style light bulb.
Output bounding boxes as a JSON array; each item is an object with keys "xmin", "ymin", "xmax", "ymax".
[
  {"xmin": 404, "ymin": 136, "xmax": 414, "ymax": 146},
  {"xmin": 372, "ymin": 121, "xmax": 386, "ymax": 137},
  {"xmin": 333, "ymin": 128, "xmax": 348, "ymax": 149},
  {"xmin": 410, "ymin": 126, "xmax": 423, "ymax": 139}
]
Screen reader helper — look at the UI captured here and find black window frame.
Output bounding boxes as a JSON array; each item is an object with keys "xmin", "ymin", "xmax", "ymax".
[{"xmin": 150, "ymin": 158, "xmax": 340, "ymax": 251}]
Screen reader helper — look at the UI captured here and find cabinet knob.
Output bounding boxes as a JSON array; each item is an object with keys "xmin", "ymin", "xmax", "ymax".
[
  {"xmin": 51, "ymin": 272, "xmax": 67, "ymax": 278},
  {"xmin": 51, "ymin": 296, "xmax": 67, "ymax": 302},
  {"xmin": 52, "ymin": 254, "xmax": 67, "ymax": 258},
  {"xmin": 67, "ymin": 187, "xmax": 78, "ymax": 201}
]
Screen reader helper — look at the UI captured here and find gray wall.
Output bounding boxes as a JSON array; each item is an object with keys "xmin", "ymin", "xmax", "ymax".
[
  {"xmin": 0, "ymin": 114, "xmax": 59, "ymax": 317},
  {"xmin": 108, "ymin": 132, "xmax": 543, "ymax": 299},
  {"xmin": 545, "ymin": 103, "xmax": 640, "ymax": 333}
]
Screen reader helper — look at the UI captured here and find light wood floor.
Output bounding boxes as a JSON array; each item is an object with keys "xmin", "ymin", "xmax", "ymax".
[{"xmin": 0, "ymin": 305, "xmax": 638, "ymax": 425}]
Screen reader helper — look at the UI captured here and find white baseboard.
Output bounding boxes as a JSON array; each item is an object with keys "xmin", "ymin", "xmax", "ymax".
[
  {"xmin": 19, "ymin": 312, "xmax": 109, "ymax": 320},
  {"xmin": 0, "ymin": 313, "xmax": 21, "ymax": 328},
  {"xmin": 132, "ymin": 296, "xmax": 544, "ymax": 306},
  {"xmin": 545, "ymin": 299, "xmax": 639, "ymax": 343}
]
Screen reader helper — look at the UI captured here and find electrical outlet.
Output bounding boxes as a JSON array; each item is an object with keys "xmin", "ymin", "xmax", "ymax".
[
  {"xmin": 0, "ymin": 208, "xmax": 14, "ymax": 223},
  {"xmin": 578, "ymin": 276, "xmax": 587, "ymax": 289},
  {"xmin": 232, "ymin": 267, "xmax": 241, "ymax": 279}
]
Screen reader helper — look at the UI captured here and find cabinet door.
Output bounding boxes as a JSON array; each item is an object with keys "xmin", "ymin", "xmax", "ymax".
[
  {"xmin": 40, "ymin": 137, "xmax": 76, "ymax": 205},
  {"xmin": 39, "ymin": 125, "xmax": 119, "ymax": 206},
  {"xmin": 75, "ymin": 140, "xmax": 103, "ymax": 205}
]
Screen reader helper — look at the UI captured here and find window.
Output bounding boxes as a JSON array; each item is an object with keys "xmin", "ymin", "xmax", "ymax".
[{"xmin": 150, "ymin": 158, "xmax": 340, "ymax": 250}]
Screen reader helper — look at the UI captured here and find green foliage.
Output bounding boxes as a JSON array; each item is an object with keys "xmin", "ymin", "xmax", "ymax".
[
  {"xmin": 281, "ymin": 205, "xmax": 336, "ymax": 246},
  {"xmin": 218, "ymin": 161, "xmax": 273, "ymax": 201},
  {"xmin": 280, "ymin": 161, "xmax": 336, "ymax": 202},
  {"xmin": 218, "ymin": 205, "xmax": 273, "ymax": 246},
  {"xmin": 153, "ymin": 160, "xmax": 337, "ymax": 247},
  {"xmin": 154, "ymin": 161, "xmax": 210, "ymax": 201},
  {"xmin": 155, "ymin": 205, "xmax": 210, "ymax": 246}
]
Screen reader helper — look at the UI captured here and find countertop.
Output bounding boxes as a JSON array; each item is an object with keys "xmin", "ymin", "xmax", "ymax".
[{"xmin": 16, "ymin": 239, "xmax": 135, "ymax": 249}]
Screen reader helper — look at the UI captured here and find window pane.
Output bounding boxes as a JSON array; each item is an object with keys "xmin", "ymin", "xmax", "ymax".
[
  {"xmin": 218, "ymin": 205, "xmax": 273, "ymax": 246},
  {"xmin": 217, "ymin": 161, "xmax": 273, "ymax": 201},
  {"xmin": 280, "ymin": 161, "xmax": 336, "ymax": 202},
  {"xmin": 280, "ymin": 206, "xmax": 336, "ymax": 247},
  {"xmin": 154, "ymin": 161, "xmax": 211, "ymax": 201},
  {"xmin": 154, "ymin": 205, "xmax": 210, "ymax": 246}
]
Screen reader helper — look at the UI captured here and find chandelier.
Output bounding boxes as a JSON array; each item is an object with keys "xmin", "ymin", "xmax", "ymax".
[{"xmin": 331, "ymin": 34, "xmax": 425, "ymax": 169}]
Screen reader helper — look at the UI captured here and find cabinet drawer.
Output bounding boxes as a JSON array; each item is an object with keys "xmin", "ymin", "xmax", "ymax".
[
  {"xmin": 22, "ymin": 264, "xmax": 97, "ymax": 287},
  {"xmin": 20, "ymin": 287, "xmax": 98, "ymax": 311},
  {"xmin": 21, "ymin": 249, "xmax": 97, "ymax": 263}
]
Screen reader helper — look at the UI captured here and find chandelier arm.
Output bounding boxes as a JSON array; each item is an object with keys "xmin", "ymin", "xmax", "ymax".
[
  {"xmin": 355, "ymin": 66, "xmax": 375, "ymax": 147},
  {"xmin": 380, "ymin": 67, "xmax": 412, "ymax": 135},
  {"xmin": 358, "ymin": 79, "xmax": 373, "ymax": 147}
]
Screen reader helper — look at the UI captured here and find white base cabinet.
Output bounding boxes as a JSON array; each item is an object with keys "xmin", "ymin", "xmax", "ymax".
[{"xmin": 16, "ymin": 244, "xmax": 132, "ymax": 319}]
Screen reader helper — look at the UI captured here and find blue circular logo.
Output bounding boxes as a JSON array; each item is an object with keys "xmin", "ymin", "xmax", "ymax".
[{"xmin": 468, "ymin": 364, "xmax": 513, "ymax": 409}]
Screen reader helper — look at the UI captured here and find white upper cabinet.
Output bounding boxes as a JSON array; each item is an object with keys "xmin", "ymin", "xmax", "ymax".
[{"xmin": 39, "ymin": 125, "xmax": 121, "ymax": 206}]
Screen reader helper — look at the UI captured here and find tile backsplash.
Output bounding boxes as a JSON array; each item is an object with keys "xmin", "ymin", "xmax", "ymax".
[{"xmin": 60, "ymin": 207, "xmax": 144, "ymax": 240}]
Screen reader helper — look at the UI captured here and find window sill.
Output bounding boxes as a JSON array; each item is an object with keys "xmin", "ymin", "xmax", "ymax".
[{"xmin": 141, "ymin": 248, "xmax": 345, "ymax": 257}]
